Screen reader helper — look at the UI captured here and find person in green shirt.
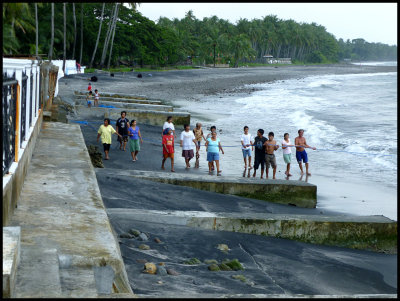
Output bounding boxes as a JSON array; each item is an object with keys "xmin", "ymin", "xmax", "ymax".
[{"xmin": 97, "ymin": 118, "xmax": 122, "ymax": 160}]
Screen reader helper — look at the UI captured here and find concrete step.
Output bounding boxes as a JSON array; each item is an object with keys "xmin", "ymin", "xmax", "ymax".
[
  {"xmin": 75, "ymin": 105, "xmax": 190, "ymax": 126},
  {"xmin": 74, "ymin": 99, "xmax": 173, "ymax": 112},
  {"xmin": 14, "ymin": 247, "xmax": 62, "ymax": 298},
  {"xmin": 74, "ymin": 94, "xmax": 163, "ymax": 105},
  {"xmin": 59, "ymin": 267, "xmax": 98, "ymax": 298},
  {"xmin": 3, "ymin": 227, "xmax": 21, "ymax": 298}
]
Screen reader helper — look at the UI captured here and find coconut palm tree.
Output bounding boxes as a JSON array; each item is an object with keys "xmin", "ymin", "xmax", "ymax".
[
  {"xmin": 100, "ymin": 3, "xmax": 117, "ymax": 68},
  {"xmin": 49, "ymin": 3, "xmax": 54, "ymax": 61},
  {"xmin": 106, "ymin": 3, "xmax": 120, "ymax": 69},
  {"xmin": 89, "ymin": 3, "xmax": 105, "ymax": 68},
  {"xmin": 79, "ymin": 3, "xmax": 83, "ymax": 64},
  {"xmin": 72, "ymin": 3, "xmax": 76, "ymax": 59},
  {"xmin": 35, "ymin": 3, "xmax": 38, "ymax": 59},
  {"xmin": 62, "ymin": 3, "xmax": 66, "ymax": 73}
]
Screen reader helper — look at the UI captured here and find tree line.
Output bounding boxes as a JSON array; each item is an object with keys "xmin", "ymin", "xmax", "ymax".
[{"xmin": 3, "ymin": 3, "xmax": 397, "ymax": 69}]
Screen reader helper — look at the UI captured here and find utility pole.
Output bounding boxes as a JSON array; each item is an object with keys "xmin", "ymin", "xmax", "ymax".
[{"xmin": 213, "ymin": 43, "xmax": 216, "ymax": 68}]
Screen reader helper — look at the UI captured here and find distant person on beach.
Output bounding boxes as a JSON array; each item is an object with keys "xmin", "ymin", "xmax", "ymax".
[
  {"xmin": 97, "ymin": 118, "xmax": 122, "ymax": 160},
  {"xmin": 88, "ymin": 82, "xmax": 92, "ymax": 92},
  {"xmin": 193, "ymin": 122, "xmax": 206, "ymax": 168},
  {"xmin": 263, "ymin": 132, "xmax": 279, "ymax": 179},
  {"xmin": 162, "ymin": 128, "xmax": 175, "ymax": 172},
  {"xmin": 294, "ymin": 129, "xmax": 316, "ymax": 176},
  {"xmin": 205, "ymin": 131, "xmax": 224, "ymax": 176},
  {"xmin": 116, "ymin": 111, "xmax": 130, "ymax": 151},
  {"xmin": 252, "ymin": 129, "xmax": 267, "ymax": 179},
  {"xmin": 94, "ymin": 89, "xmax": 100, "ymax": 107},
  {"xmin": 282, "ymin": 133, "xmax": 295, "ymax": 177},
  {"xmin": 162, "ymin": 116, "xmax": 176, "ymax": 138},
  {"xmin": 86, "ymin": 91, "xmax": 93, "ymax": 108},
  {"xmin": 180, "ymin": 124, "xmax": 199, "ymax": 169},
  {"xmin": 241, "ymin": 126, "xmax": 254, "ymax": 170},
  {"xmin": 128, "ymin": 119, "xmax": 143, "ymax": 162}
]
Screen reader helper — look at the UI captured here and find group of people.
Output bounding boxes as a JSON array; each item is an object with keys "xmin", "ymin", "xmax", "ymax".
[
  {"xmin": 86, "ymin": 82, "xmax": 100, "ymax": 108},
  {"xmin": 96, "ymin": 112, "xmax": 316, "ymax": 178}
]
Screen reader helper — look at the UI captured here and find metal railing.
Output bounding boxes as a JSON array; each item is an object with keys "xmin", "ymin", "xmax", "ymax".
[
  {"xmin": 29, "ymin": 71, "xmax": 33, "ymax": 126},
  {"xmin": 2, "ymin": 75, "xmax": 18, "ymax": 176},
  {"xmin": 20, "ymin": 74, "xmax": 27, "ymax": 145}
]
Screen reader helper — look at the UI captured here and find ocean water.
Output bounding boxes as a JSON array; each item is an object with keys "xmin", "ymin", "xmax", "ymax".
[{"xmin": 175, "ymin": 62, "xmax": 397, "ymax": 220}]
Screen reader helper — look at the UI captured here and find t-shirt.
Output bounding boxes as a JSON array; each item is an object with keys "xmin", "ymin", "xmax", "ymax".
[
  {"xmin": 98, "ymin": 125, "xmax": 116, "ymax": 144},
  {"xmin": 207, "ymin": 137, "xmax": 220, "ymax": 153},
  {"xmin": 162, "ymin": 134, "xmax": 174, "ymax": 154},
  {"xmin": 180, "ymin": 130, "xmax": 195, "ymax": 150},
  {"xmin": 116, "ymin": 117, "xmax": 130, "ymax": 136},
  {"xmin": 94, "ymin": 92, "xmax": 99, "ymax": 100},
  {"xmin": 163, "ymin": 121, "xmax": 175, "ymax": 131},
  {"xmin": 128, "ymin": 126, "xmax": 140, "ymax": 140},
  {"xmin": 282, "ymin": 139, "xmax": 292, "ymax": 154},
  {"xmin": 88, "ymin": 85, "xmax": 92, "ymax": 91},
  {"xmin": 193, "ymin": 128, "xmax": 204, "ymax": 141},
  {"xmin": 240, "ymin": 133, "xmax": 253, "ymax": 150},
  {"xmin": 254, "ymin": 136, "xmax": 268, "ymax": 158}
]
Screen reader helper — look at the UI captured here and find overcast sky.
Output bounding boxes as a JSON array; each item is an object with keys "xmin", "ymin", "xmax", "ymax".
[{"xmin": 135, "ymin": 2, "xmax": 397, "ymax": 45}]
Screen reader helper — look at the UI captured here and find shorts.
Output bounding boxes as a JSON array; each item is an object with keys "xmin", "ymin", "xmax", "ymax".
[
  {"xmin": 207, "ymin": 152, "xmax": 220, "ymax": 162},
  {"xmin": 283, "ymin": 153, "xmax": 292, "ymax": 164},
  {"xmin": 196, "ymin": 140, "xmax": 201, "ymax": 149},
  {"xmin": 163, "ymin": 152, "xmax": 174, "ymax": 159},
  {"xmin": 296, "ymin": 150, "xmax": 308, "ymax": 163},
  {"xmin": 182, "ymin": 149, "xmax": 194, "ymax": 159},
  {"xmin": 253, "ymin": 156, "xmax": 265, "ymax": 170},
  {"xmin": 103, "ymin": 143, "xmax": 111, "ymax": 152},
  {"xmin": 242, "ymin": 148, "xmax": 252, "ymax": 158},
  {"xmin": 265, "ymin": 153, "xmax": 277, "ymax": 169},
  {"xmin": 118, "ymin": 135, "xmax": 128, "ymax": 143},
  {"xmin": 129, "ymin": 139, "xmax": 140, "ymax": 152},
  {"xmin": 87, "ymin": 101, "xmax": 92, "ymax": 105}
]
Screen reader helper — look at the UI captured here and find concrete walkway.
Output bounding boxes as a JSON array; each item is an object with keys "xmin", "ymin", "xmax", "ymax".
[{"xmin": 8, "ymin": 122, "xmax": 134, "ymax": 298}]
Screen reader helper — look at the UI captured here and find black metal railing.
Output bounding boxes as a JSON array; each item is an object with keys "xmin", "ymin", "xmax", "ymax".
[
  {"xmin": 20, "ymin": 73, "xmax": 27, "ymax": 146},
  {"xmin": 35, "ymin": 72, "xmax": 38, "ymax": 116},
  {"xmin": 3, "ymin": 75, "xmax": 18, "ymax": 176},
  {"xmin": 39, "ymin": 70, "xmax": 43, "ymax": 109},
  {"xmin": 29, "ymin": 71, "xmax": 33, "ymax": 126}
]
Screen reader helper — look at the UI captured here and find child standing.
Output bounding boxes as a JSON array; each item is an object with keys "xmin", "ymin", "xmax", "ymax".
[
  {"xmin": 86, "ymin": 91, "xmax": 93, "ymax": 108},
  {"xmin": 162, "ymin": 128, "xmax": 175, "ymax": 172},
  {"xmin": 88, "ymin": 82, "xmax": 92, "ymax": 92},
  {"xmin": 240, "ymin": 126, "xmax": 254, "ymax": 169},
  {"xmin": 162, "ymin": 116, "xmax": 176, "ymax": 138},
  {"xmin": 252, "ymin": 129, "xmax": 267, "ymax": 178},
  {"xmin": 263, "ymin": 132, "xmax": 279, "ymax": 179},
  {"xmin": 94, "ymin": 89, "xmax": 100, "ymax": 107},
  {"xmin": 282, "ymin": 133, "xmax": 294, "ymax": 176},
  {"xmin": 193, "ymin": 122, "xmax": 206, "ymax": 168}
]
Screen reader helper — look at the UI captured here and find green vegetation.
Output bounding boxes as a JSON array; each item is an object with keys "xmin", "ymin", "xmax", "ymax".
[
  {"xmin": 3, "ymin": 3, "xmax": 397, "ymax": 69},
  {"xmin": 184, "ymin": 258, "xmax": 202, "ymax": 265}
]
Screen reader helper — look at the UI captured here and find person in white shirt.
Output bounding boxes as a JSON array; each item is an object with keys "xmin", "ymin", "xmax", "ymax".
[
  {"xmin": 282, "ymin": 133, "xmax": 295, "ymax": 176},
  {"xmin": 180, "ymin": 124, "xmax": 199, "ymax": 169},
  {"xmin": 162, "ymin": 116, "xmax": 176, "ymax": 138},
  {"xmin": 240, "ymin": 126, "xmax": 254, "ymax": 169}
]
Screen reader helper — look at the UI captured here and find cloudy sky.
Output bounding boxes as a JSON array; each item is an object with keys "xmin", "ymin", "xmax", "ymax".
[{"xmin": 136, "ymin": 2, "xmax": 397, "ymax": 45}]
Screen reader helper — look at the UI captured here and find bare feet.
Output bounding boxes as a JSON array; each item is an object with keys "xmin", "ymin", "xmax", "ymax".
[
  {"xmin": 306, "ymin": 172, "xmax": 311, "ymax": 176},
  {"xmin": 273, "ymin": 176, "xmax": 276, "ymax": 179},
  {"xmin": 161, "ymin": 166, "xmax": 165, "ymax": 170},
  {"xmin": 285, "ymin": 171, "xmax": 288, "ymax": 175},
  {"xmin": 171, "ymin": 169, "xmax": 175, "ymax": 172},
  {"xmin": 260, "ymin": 176, "xmax": 263, "ymax": 179},
  {"xmin": 288, "ymin": 173, "xmax": 292, "ymax": 176}
]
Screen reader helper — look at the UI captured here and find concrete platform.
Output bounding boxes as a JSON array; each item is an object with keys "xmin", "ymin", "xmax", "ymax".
[
  {"xmin": 112, "ymin": 169, "xmax": 317, "ymax": 208},
  {"xmin": 75, "ymin": 90, "xmax": 148, "ymax": 100},
  {"xmin": 75, "ymin": 106, "xmax": 190, "ymax": 126},
  {"xmin": 107, "ymin": 208, "xmax": 396, "ymax": 253},
  {"xmin": 2, "ymin": 227, "xmax": 21, "ymax": 298},
  {"xmin": 75, "ymin": 99, "xmax": 173, "ymax": 112},
  {"xmin": 8, "ymin": 122, "xmax": 133, "ymax": 297},
  {"xmin": 74, "ymin": 94, "xmax": 162, "ymax": 105}
]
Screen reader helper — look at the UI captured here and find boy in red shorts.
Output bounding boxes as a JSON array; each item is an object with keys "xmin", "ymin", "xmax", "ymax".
[{"xmin": 162, "ymin": 128, "xmax": 175, "ymax": 172}]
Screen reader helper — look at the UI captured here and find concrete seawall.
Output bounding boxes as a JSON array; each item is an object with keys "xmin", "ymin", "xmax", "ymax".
[
  {"xmin": 114, "ymin": 170, "xmax": 317, "ymax": 208},
  {"xmin": 8, "ymin": 122, "xmax": 134, "ymax": 297},
  {"xmin": 75, "ymin": 99, "xmax": 173, "ymax": 112}
]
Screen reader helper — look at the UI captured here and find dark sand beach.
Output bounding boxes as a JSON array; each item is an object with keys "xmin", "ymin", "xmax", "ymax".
[{"xmin": 59, "ymin": 64, "xmax": 397, "ymax": 296}]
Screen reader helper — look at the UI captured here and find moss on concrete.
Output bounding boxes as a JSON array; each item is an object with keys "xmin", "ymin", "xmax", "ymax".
[
  {"xmin": 232, "ymin": 275, "xmax": 247, "ymax": 282},
  {"xmin": 218, "ymin": 263, "xmax": 232, "ymax": 271},
  {"xmin": 223, "ymin": 259, "xmax": 244, "ymax": 271},
  {"xmin": 208, "ymin": 264, "xmax": 220, "ymax": 271},
  {"xmin": 184, "ymin": 258, "xmax": 202, "ymax": 265}
]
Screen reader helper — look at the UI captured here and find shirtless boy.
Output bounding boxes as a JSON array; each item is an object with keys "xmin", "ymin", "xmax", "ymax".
[
  {"xmin": 294, "ymin": 129, "xmax": 316, "ymax": 176},
  {"xmin": 263, "ymin": 132, "xmax": 279, "ymax": 179}
]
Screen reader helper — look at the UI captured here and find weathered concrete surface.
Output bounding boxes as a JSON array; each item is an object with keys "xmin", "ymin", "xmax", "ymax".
[
  {"xmin": 3, "ymin": 111, "xmax": 43, "ymax": 226},
  {"xmin": 112, "ymin": 169, "xmax": 317, "ymax": 208},
  {"xmin": 74, "ymin": 106, "xmax": 190, "ymax": 126},
  {"xmin": 74, "ymin": 94, "xmax": 162, "ymax": 105},
  {"xmin": 8, "ymin": 122, "xmax": 134, "ymax": 297},
  {"xmin": 135, "ymin": 293, "xmax": 397, "ymax": 298},
  {"xmin": 2, "ymin": 227, "xmax": 21, "ymax": 298},
  {"xmin": 75, "ymin": 90, "xmax": 148, "ymax": 100},
  {"xmin": 75, "ymin": 98, "xmax": 173, "ymax": 112}
]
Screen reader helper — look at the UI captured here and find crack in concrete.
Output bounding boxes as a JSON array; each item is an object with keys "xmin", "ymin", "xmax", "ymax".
[{"xmin": 238, "ymin": 242, "xmax": 287, "ymax": 294}]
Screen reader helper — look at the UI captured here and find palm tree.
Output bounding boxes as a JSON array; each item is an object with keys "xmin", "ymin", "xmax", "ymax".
[
  {"xmin": 107, "ymin": 3, "xmax": 120, "ymax": 69},
  {"xmin": 62, "ymin": 3, "xmax": 66, "ymax": 73},
  {"xmin": 89, "ymin": 3, "xmax": 105, "ymax": 68},
  {"xmin": 72, "ymin": 3, "xmax": 76, "ymax": 59},
  {"xmin": 35, "ymin": 3, "xmax": 38, "ymax": 59},
  {"xmin": 100, "ymin": 3, "xmax": 117, "ymax": 68},
  {"xmin": 49, "ymin": 3, "xmax": 54, "ymax": 61},
  {"xmin": 79, "ymin": 3, "xmax": 83, "ymax": 64}
]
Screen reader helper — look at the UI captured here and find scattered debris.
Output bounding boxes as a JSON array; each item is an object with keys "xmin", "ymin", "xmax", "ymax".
[
  {"xmin": 139, "ymin": 244, "xmax": 150, "ymax": 250},
  {"xmin": 142, "ymin": 262, "xmax": 157, "ymax": 274}
]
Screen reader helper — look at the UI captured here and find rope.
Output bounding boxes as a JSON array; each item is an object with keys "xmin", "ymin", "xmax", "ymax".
[{"xmin": 70, "ymin": 120, "xmax": 396, "ymax": 158}]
